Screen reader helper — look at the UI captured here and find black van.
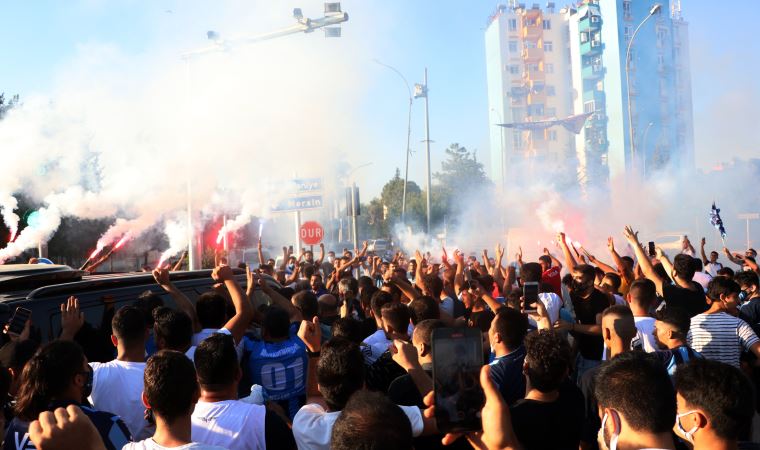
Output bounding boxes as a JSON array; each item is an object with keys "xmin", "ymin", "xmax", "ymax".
[{"xmin": 0, "ymin": 264, "xmax": 275, "ymax": 361}]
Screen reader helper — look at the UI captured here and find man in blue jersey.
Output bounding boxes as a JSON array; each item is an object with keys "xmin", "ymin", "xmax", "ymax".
[
  {"xmin": 243, "ymin": 305, "xmax": 309, "ymax": 420},
  {"xmin": 653, "ymin": 306, "xmax": 702, "ymax": 376}
]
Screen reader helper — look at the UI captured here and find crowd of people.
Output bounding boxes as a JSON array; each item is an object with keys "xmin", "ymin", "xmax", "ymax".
[{"xmin": 3, "ymin": 228, "xmax": 760, "ymax": 450}]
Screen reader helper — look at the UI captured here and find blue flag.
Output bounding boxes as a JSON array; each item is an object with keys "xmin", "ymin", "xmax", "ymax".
[{"xmin": 709, "ymin": 203, "xmax": 727, "ymax": 239}]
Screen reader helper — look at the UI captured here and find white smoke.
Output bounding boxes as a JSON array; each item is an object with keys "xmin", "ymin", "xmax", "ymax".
[
  {"xmin": 157, "ymin": 218, "xmax": 189, "ymax": 267},
  {"xmin": 0, "ymin": 206, "xmax": 61, "ymax": 264},
  {"xmin": 0, "ymin": 192, "xmax": 20, "ymax": 242}
]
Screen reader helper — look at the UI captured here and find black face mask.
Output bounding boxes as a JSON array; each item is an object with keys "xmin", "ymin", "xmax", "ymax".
[
  {"xmin": 82, "ymin": 368, "xmax": 93, "ymax": 400},
  {"xmin": 572, "ymin": 279, "xmax": 591, "ymax": 293}
]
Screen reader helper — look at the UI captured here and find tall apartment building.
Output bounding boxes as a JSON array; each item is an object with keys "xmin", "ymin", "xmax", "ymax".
[
  {"xmin": 599, "ymin": 0, "xmax": 694, "ymax": 176},
  {"xmin": 567, "ymin": 1, "xmax": 610, "ymax": 191},
  {"xmin": 485, "ymin": 2, "xmax": 575, "ymax": 188}
]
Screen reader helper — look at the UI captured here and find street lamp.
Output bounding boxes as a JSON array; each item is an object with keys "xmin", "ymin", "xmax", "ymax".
[
  {"xmin": 373, "ymin": 59, "xmax": 413, "ymax": 224},
  {"xmin": 625, "ymin": 3, "xmax": 661, "ymax": 174},
  {"xmin": 347, "ymin": 163, "xmax": 373, "ymax": 251},
  {"xmin": 414, "ymin": 69, "xmax": 432, "ymax": 234}
]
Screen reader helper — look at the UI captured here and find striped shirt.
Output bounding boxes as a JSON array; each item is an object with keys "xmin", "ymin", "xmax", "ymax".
[{"xmin": 687, "ymin": 312, "xmax": 759, "ymax": 367}]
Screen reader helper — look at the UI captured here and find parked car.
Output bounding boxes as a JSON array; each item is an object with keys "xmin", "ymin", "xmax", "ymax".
[{"xmin": 0, "ymin": 264, "xmax": 279, "ymax": 361}]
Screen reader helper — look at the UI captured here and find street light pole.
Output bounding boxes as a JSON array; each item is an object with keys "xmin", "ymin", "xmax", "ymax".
[
  {"xmin": 625, "ymin": 3, "xmax": 661, "ymax": 174},
  {"xmin": 347, "ymin": 162, "xmax": 372, "ymax": 250},
  {"xmin": 419, "ymin": 68, "xmax": 432, "ymax": 234},
  {"xmin": 491, "ymin": 108, "xmax": 506, "ymax": 189},
  {"xmin": 373, "ymin": 60, "xmax": 413, "ymax": 224}
]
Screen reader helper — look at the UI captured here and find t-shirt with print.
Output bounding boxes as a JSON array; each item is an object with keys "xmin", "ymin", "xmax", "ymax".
[
  {"xmin": 541, "ymin": 266, "xmax": 562, "ymax": 297},
  {"xmin": 88, "ymin": 360, "xmax": 152, "ymax": 440},
  {"xmin": 242, "ymin": 331, "xmax": 308, "ymax": 420},
  {"xmin": 571, "ymin": 289, "xmax": 610, "ymax": 361},
  {"xmin": 687, "ymin": 312, "xmax": 759, "ymax": 367},
  {"xmin": 705, "ymin": 262, "xmax": 723, "ymax": 278},
  {"xmin": 633, "ymin": 316, "xmax": 658, "ymax": 353}
]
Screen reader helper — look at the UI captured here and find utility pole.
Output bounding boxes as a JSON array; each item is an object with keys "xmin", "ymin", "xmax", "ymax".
[{"xmin": 415, "ymin": 68, "xmax": 432, "ymax": 234}]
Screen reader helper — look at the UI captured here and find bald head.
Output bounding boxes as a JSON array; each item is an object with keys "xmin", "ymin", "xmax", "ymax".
[{"xmin": 318, "ymin": 294, "xmax": 339, "ymax": 317}]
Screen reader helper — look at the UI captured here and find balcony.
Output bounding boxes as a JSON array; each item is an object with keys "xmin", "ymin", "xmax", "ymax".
[
  {"xmin": 581, "ymin": 64, "xmax": 604, "ymax": 79},
  {"xmin": 527, "ymin": 90, "xmax": 546, "ymax": 104},
  {"xmin": 578, "ymin": 16, "xmax": 601, "ymax": 33},
  {"xmin": 521, "ymin": 47, "xmax": 543, "ymax": 61},
  {"xmin": 522, "ymin": 69, "xmax": 545, "ymax": 83},
  {"xmin": 522, "ymin": 25, "xmax": 542, "ymax": 41},
  {"xmin": 580, "ymin": 39, "xmax": 603, "ymax": 55}
]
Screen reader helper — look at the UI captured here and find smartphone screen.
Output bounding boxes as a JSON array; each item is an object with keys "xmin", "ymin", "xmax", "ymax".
[
  {"xmin": 523, "ymin": 281, "xmax": 539, "ymax": 312},
  {"xmin": 432, "ymin": 327, "xmax": 485, "ymax": 434},
  {"xmin": 8, "ymin": 307, "xmax": 31, "ymax": 336},
  {"xmin": 648, "ymin": 241, "xmax": 656, "ymax": 257}
]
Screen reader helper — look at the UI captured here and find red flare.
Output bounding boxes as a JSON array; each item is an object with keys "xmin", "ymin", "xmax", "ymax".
[
  {"xmin": 89, "ymin": 246, "xmax": 104, "ymax": 260},
  {"xmin": 114, "ymin": 234, "xmax": 130, "ymax": 250}
]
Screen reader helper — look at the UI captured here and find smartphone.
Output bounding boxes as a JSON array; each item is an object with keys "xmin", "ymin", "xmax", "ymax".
[
  {"xmin": 464, "ymin": 269, "xmax": 473, "ymax": 283},
  {"xmin": 8, "ymin": 307, "xmax": 31, "ymax": 336},
  {"xmin": 432, "ymin": 327, "xmax": 485, "ymax": 434},
  {"xmin": 648, "ymin": 241, "xmax": 656, "ymax": 257},
  {"xmin": 522, "ymin": 281, "xmax": 539, "ymax": 312}
]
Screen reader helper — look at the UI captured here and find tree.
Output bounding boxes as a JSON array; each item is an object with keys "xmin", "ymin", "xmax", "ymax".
[{"xmin": 0, "ymin": 93, "xmax": 19, "ymax": 120}]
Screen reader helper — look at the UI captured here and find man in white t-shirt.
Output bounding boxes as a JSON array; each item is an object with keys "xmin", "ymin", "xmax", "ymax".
[
  {"xmin": 124, "ymin": 351, "xmax": 227, "ymax": 450},
  {"xmin": 626, "ymin": 279, "xmax": 658, "ymax": 353},
  {"xmin": 293, "ymin": 338, "xmax": 426, "ymax": 450},
  {"xmin": 361, "ymin": 291, "xmax": 394, "ymax": 364},
  {"xmin": 700, "ymin": 238, "xmax": 724, "ymax": 277},
  {"xmin": 88, "ymin": 306, "xmax": 153, "ymax": 440},
  {"xmin": 687, "ymin": 277, "xmax": 760, "ymax": 368},
  {"xmin": 191, "ymin": 334, "xmax": 295, "ymax": 450}
]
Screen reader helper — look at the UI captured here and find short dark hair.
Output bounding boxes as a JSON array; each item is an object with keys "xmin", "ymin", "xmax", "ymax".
[
  {"xmin": 153, "ymin": 307, "xmax": 193, "ymax": 352},
  {"xmin": 603, "ymin": 272, "xmax": 622, "ymax": 292},
  {"xmin": 331, "ymin": 390, "xmax": 413, "ymax": 450},
  {"xmin": 520, "ymin": 262, "xmax": 543, "ymax": 283},
  {"xmin": 112, "ymin": 306, "xmax": 147, "ymax": 347},
  {"xmin": 144, "ymin": 350, "xmax": 198, "ymax": 423},
  {"xmin": 524, "ymin": 330, "xmax": 571, "ymax": 392},
  {"xmin": 538, "ymin": 255, "xmax": 552, "ymax": 266},
  {"xmin": 370, "ymin": 291, "xmax": 394, "ymax": 318},
  {"xmin": 422, "ymin": 274, "xmax": 443, "ymax": 298},
  {"xmin": 602, "ymin": 305, "xmax": 637, "ymax": 342},
  {"xmin": 707, "ymin": 276, "xmax": 740, "ymax": 302},
  {"xmin": 196, "ymin": 292, "xmax": 227, "ymax": 329},
  {"xmin": 292, "ymin": 291, "xmax": 319, "ymax": 320},
  {"xmin": 135, "ymin": 291, "xmax": 164, "ymax": 327},
  {"xmin": 734, "ymin": 271, "xmax": 759, "ymax": 289},
  {"xmin": 675, "ymin": 359, "xmax": 755, "ymax": 440},
  {"xmin": 412, "ymin": 319, "xmax": 446, "ymax": 347},
  {"xmin": 317, "ymin": 338, "xmax": 364, "ymax": 411},
  {"xmin": 263, "ymin": 305, "xmax": 290, "ymax": 339},
  {"xmin": 654, "ymin": 307, "xmax": 691, "ymax": 337},
  {"xmin": 381, "ymin": 302, "xmax": 411, "ymax": 334},
  {"xmin": 628, "ymin": 279, "xmax": 656, "ymax": 309},
  {"xmin": 356, "ymin": 276, "xmax": 372, "ymax": 294},
  {"xmin": 595, "ymin": 352, "xmax": 676, "ymax": 434},
  {"xmin": 492, "ymin": 307, "xmax": 528, "ymax": 350},
  {"xmin": 194, "ymin": 334, "xmax": 238, "ymax": 389},
  {"xmin": 673, "ymin": 254, "xmax": 696, "ymax": 281},
  {"xmin": 331, "ymin": 318, "xmax": 364, "ymax": 344},
  {"xmin": 621, "ymin": 256, "xmax": 634, "ymax": 269},
  {"xmin": 717, "ymin": 267, "xmax": 735, "ymax": 279},
  {"xmin": 408, "ymin": 296, "xmax": 440, "ymax": 325},
  {"xmin": 691, "ymin": 257, "xmax": 704, "ymax": 273},
  {"xmin": 574, "ymin": 264, "xmax": 596, "ymax": 282}
]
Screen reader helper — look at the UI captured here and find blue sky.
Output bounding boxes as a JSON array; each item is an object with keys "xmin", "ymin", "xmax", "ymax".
[{"xmin": 1, "ymin": 0, "xmax": 758, "ymax": 198}]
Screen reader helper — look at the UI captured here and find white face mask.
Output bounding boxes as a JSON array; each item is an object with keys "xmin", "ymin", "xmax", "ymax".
[
  {"xmin": 675, "ymin": 410, "xmax": 700, "ymax": 443},
  {"xmin": 328, "ymin": 256, "xmax": 335, "ymax": 263},
  {"xmin": 598, "ymin": 411, "xmax": 620, "ymax": 450}
]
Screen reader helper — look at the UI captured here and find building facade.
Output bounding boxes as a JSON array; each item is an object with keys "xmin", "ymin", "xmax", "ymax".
[{"xmin": 485, "ymin": 2, "xmax": 575, "ymax": 188}]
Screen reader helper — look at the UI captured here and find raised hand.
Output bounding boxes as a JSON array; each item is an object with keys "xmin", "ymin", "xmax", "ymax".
[
  {"xmin": 60, "ymin": 296, "xmax": 85, "ymax": 339},
  {"xmin": 655, "ymin": 247, "xmax": 665, "ymax": 260},
  {"xmin": 29, "ymin": 405, "xmax": 107, "ymax": 450},
  {"xmin": 556, "ymin": 232, "xmax": 567, "ymax": 245},
  {"xmin": 701, "ymin": 237, "xmax": 706, "ymax": 247},
  {"xmin": 212, "ymin": 265, "xmax": 235, "ymax": 282},
  {"xmin": 152, "ymin": 267, "xmax": 172, "ymax": 290},
  {"xmin": 607, "ymin": 237, "xmax": 615, "ymax": 253},
  {"xmin": 495, "ymin": 243, "xmax": 504, "ymax": 261},
  {"xmin": 297, "ymin": 316, "xmax": 321, "ymax": 353},
  {"xmin": 543, "ymin": 247, "xmax": 550, "ymax": 256},
  {"xmin": 390, "ymin": 339, "xmax": 421, "ymax": 371},
  {"xmin": 623, "ymin": 226, "xmax": 639, "ymax": 244}
]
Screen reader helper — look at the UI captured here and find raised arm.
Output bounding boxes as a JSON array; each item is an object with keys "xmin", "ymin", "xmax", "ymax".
[
  {"xmin": 390, "ymin": 275, "xmax": 421, "ymax": 303},
  {"xmin": 171, "ymin": 251, "xmax": 187, "ymax": 272},
  {"xmin": 544, "ymin": 248, "xmax": 563, "ymax": 270},
  {"xmin": 482, "ymin": 250, "xmax": 494, "ymax": 275},
  {"xmin": 257, "ymin": 238, "xmax": 265, "ymax": 267},
  {"xmin": 492, "ymin": 244, "xmax": 505, "ymax": 296},
  {"xmin": 454, "ymin": 250, "xmax": 466, "ymax": 296},
  {"xmin": 699, "ymin": 238, "xmax": 709, "ymax": 266},
  {"xmin": 258, "ymin": 276, "xmax": 302, "ymax": 322},
  {"xmin": 608, "ymin": 237, "xmax": 634, "ymax": 283},
  {"xmin": 279, "ymin": 246, "xmax": 289, "ymax": 271},
  {"xmin": 723, "ymin": 247, "xmax": 744, "ymax": 266},
  {"xmin": 584, "ymin": 247, "xmax": 616, "ymax": 274},
  {"xmin": 315, "ymin": 243, "xmax": 325, "ymax": 266},
  {"xmin": 623, "ymin": 226, "xmax": 665, "ymax": 296},
  {"xmin": 212, "ymin": 265, "xmax": 254, "ymax": 344},
  {"xmin": 284, "ymin": 263, "xmax": 301, "ymax": 285},
  {"xmin": 414, "ymin": 250, "xmax": 426, "ymax": 291},
  {"xmin": 557, "ymin": 232, "xmax": 578, "ymax": 270},
  {"xmin": 655, "ymin": 248, "xmax": 675, "ymax": 281},
  {"xmin": 153, "ymin": 268, "xmax": 201, "ymax": 333}
]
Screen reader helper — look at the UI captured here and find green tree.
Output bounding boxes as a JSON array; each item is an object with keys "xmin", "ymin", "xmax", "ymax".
[{"xmin": 0, "ymin": 93, "xmax": 19, "ymax": 120}]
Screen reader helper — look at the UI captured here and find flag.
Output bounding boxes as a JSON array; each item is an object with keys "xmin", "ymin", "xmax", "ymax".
[
  {"xmin": 709, "ymin": 203, "xmax": 727, "ymax": 239},
  {"xmin": 496, "ymin": 112, "xmax": 593, "ymax": 135}
]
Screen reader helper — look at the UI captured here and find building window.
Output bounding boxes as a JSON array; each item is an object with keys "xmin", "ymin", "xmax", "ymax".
[
  {"xmin": 623, "ymin": 1, "xmax": 632, "ymax": 19},
  {"xmin": 624, "ymin": 26, "xmax": 632, "ymax": 43},
  {"xmin": 509, "ymin": 64, "xmax": 520, "ymax": 74},
  {"xmin": 509, "ymin": 40, "xmax": 518, "ymax": 52},
  {"xmin": 583, "ymin": 100, "xmax": 596, "ymax": 113},
  {"xmin": 545, "ymin": 63, "xmax": 554, "ymax": 73},
  {"xmin": 543, "ymin": 19, "xmax": 552, "ymax": 30},
  {"xmin": 580, "ymin": 32, "xmax": 589, "ymax": 43},
  {"xmin": 544, "ymin": 41, "xmax": 553, "ymax": 52},
  {"xmin": 590, "ymin": 15, "xmax": 600, "ymax": 23},
  {"xmin": 528, "ymin": 63, "xmax": 540, "ymax": 72},
  {"xmin": 508, "ymin": 18, "xmax": 517, "ymax": 31},
  {"xmin": 547, "ymin": 130, "xmax": 558, "ymax": 141},
  {"xmin": 547, "ymin": 85, "xmax": 556, "ymax": 96},
  {"xmin": 546, "ymin": 107, "xmax": 556, "ymax": 117},
  {"xmin": 513, "ymin": 133, "xmax": 521, "ymax": 148},
  {"xmin": 524, "ymin": 41, "xmax": 537, "ymax": 49}
]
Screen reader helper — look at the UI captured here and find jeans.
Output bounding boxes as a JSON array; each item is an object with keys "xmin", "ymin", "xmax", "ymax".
[{"xmin": 575, "ymin": 353, "xmax": 602, "ymax": 385}]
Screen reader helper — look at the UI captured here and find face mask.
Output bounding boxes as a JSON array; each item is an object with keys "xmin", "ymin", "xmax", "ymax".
[
  {"xmin": 598, "ymin": 411, "xmax": 620, "ymax": 450},
  {"xmin": 740, "ymin": 291, "xmax": 748, "ymax": 302},
  {"xmin": 82, "ymin": 368, "xmax": 94, "ymax": 400},
  {"xmin": 571, "ymin": 280, "xmax": 589, "ymax": 293},
  {"xmin": 675, "ymin": 410, "xmax": 699, "ymax": 443},
  {"xmin": 328, "ymin": 256, "xmax": 335, "ymax": 263},
  {"xmin": 287, "ymin": 263, "xmax": 295, "ymax": 270}
]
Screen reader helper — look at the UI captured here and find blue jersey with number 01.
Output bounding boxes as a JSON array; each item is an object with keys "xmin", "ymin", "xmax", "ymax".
[{"xmin": 244, "ymin": 331, "xmax": 308, "ymax": 418}]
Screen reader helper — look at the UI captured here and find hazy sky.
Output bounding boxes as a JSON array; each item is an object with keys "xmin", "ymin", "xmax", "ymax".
[{"xmin": 2, "ymin": 0, "xmax": 758, "ymax": 197}]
